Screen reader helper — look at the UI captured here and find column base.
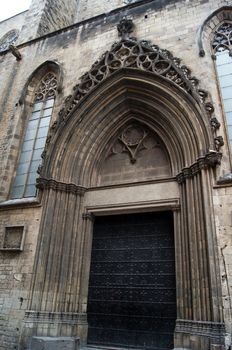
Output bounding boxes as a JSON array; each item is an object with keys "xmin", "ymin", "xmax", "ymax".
[
  {"xmin": 174, "ymin": 319, "xmax": 226, "ymax": 350},
  {"xmin": 30, "ymin": 336, "xmax": 79, "ymax": 350},
  {"xmin": 20, "ymin": 311, "xmax": 88, "ymax": 350}
]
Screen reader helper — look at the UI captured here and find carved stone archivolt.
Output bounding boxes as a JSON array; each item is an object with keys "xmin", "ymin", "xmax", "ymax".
[
  {"xmin": 39, "ymin": 19, "xmax": 223, "ymax": 173},
  {"xmin": 24, "ymin": 20, "xmax": 226, "ymax": 350},
  {"xmin": 60, "ymin": 38, "xmax": 207, "ymax": 121}
]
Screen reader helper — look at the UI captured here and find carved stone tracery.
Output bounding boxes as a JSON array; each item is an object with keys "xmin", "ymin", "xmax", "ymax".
[
  {"xmin": 34, "ymin": 72, "xmax": 58, "ymax": 102},
  {"xmin": 110, "ymin": 124, "xmax": 155, "ymax": 164},
  {"xmin": 212, "ymin": 22, "xmax": 232, "ymax": 55},
  {"xmin": 53, "ymin": 33, "xmax": 223, "ymax": 156},
  {"xmin": 60, "ymin": 37, "xmax": 205, "ymax": 124},
  {"xmin": 23, "ymin": 20, "xmax": 226, "ymax": 350},
  {"xmin": 98, "ymin": 123, "xmax": 171, "ymax": 186},
  {"xmin": 56, "ymin": 18, "xmax": 224, "ymax": 133},
  {"xmin": 39, "ymin": 20, "xmax": 223, "ymax": 179}
]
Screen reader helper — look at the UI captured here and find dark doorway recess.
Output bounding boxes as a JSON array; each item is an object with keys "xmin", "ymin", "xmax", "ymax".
[{"xmin": 87, "ymin": 211, "xmax": 176, "ymax": 350}]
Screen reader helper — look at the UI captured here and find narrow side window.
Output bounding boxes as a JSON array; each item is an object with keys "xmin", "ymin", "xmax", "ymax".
[
  {"xmin": 212, "ymin": 22, "xmax": 232, "ymax": 152},
  {"xmin": 11, "ymin": 73, "xmax": 57, "ymax": 199}
]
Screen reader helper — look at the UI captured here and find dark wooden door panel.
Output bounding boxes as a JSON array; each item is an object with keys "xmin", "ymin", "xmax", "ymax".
[{"xmin": 87, "ymin": 211, "xmax": 176, "ymax": 350}]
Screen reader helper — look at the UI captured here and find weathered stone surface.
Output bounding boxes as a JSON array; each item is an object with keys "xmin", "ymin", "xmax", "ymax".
[
  {"xmin": 0, "ymin": 1, "xmax": 231, "ymax": 350},
  {"xmin": 30, "ymin": 337, "xmax": 79, "ymax": 350}
]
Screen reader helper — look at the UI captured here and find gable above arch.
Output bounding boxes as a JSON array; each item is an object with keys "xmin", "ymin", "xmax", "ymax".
[
  {"xmin": 38, "ymin": 21, "xmax": 224, "ymax": 184},
  {"xmin": 59, "ymin": 36, "xmax": 210, "ymax": 123}
]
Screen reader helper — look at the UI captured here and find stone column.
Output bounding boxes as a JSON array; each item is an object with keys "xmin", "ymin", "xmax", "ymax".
[
  {"xmin": 174, "ymin": 164, "xmax": 225, "ymax": 350},
  {"xmin": 20, "ymin": 178, "xmax": 88, "ymax": 349}
]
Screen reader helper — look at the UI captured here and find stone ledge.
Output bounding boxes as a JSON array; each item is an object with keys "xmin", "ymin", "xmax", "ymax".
[
  {"xmin": 24, "ymin": 311, "xmax": 87, "ymax": 325},
  {"xmin": 29, "ymin": 336, "xmax": 79, "ymax": 350}
]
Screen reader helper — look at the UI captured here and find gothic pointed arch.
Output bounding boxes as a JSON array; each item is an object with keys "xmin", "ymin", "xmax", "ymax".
[
  {"xmin": 198, "ymin": 6, "xmax": 232, "ymax": 57},
  {"xmin": 37, "ymin": 71, "xmax": 221, "ymax": 188},
  {"xmin": 24, "ymin": 30, "xmax": 225, "ymax": 350},
  {"xmin": 9, "ymin": 61, "xmax": 63, "ymax": 199},
  {"xmin": 19, "ymin": 60, "xmax": 63, "ymax": 106},
  {"xmin": 198, "ymin": 7, "xmax": 232, "ymax": 175},
  {"xmin": 37, "ymin": 35, "xmax": 223, "ymax": 184}
]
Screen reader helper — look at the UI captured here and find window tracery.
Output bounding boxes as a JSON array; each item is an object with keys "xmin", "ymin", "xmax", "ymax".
[
  {"xmin": 0, "ymin": 29, "xmax": 19, "ymax": 52},
  {"xmin": 34, "ymin": 73, "xmax": 58, "ymax": 101},
  {"xmin": 212, "ymin": 22, "xmax": 232, "ymax": 56},
  {"xmin": 11, "ymin": 72, "xmax": 57, "ymax": 199},
  {"xmin": 212, "ymin": 22, "xmax": 232, "ymax": 153}
]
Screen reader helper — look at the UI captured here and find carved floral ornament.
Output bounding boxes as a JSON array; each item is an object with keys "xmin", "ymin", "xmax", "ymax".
[{"xmin": 38, "ymin": 19, "xmax": 224, "ymax": 183}]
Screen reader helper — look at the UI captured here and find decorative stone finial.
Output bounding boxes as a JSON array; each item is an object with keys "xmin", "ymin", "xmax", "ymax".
[{"xmin": 117, "ymin": 18, "xmax": 134, "ymax": 40}]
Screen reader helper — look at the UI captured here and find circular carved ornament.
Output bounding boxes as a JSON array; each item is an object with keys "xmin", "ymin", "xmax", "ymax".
[{"xmin": 0, "ymin": 29, "xmax": 19, "ymax": 52}]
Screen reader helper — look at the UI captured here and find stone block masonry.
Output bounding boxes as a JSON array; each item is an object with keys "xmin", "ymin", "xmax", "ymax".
[
  {"xmin": 30, "ymin": 337, "xmax": 79, "ymax": 350},
  {"xmin": 0, "ymin": 0, "xmax": 231, "ymax": 349}
]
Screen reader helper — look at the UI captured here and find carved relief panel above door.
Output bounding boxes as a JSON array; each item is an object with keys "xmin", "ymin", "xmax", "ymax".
[{"xmin": 98, "ymin": 122, "xmax": 171, "ymax": 186}]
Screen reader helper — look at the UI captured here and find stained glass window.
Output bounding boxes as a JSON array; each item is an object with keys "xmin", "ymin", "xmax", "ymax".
[
  {"xmin": 212, "ymin": 22, "xmax": 232, "ymax": 152},
  {"xmin": 11, "ymin": 73, "xmax": 57, "ymax": 198}
]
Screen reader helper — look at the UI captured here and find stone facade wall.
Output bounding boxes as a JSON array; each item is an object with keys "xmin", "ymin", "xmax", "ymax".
[
  {"xmin": 0, "ymin": 0, "xmax": 231, "ymax": 349},
  {"xmin": 0, "ymin": 206, "xmax": 41, "ymax": 349},
  {"xmin": 19, "ymin": 0, "xmax": 78, "ymax": 43},
  {"xmin": 213, "ymin": 186, "xmax": 232, "ymax": 348},
  {"xmin": 0, "ymin": 11, "xmax": 27, "ymax": 39}
]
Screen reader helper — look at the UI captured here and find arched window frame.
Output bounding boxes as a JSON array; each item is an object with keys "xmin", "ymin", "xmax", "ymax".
[
  {"xmin": 211, "ymin": 21, "xmax": 232, "ymax": 161},
  {"xmin": 10, "ymin": 64, "xmax": 61, "ymax": 199}
]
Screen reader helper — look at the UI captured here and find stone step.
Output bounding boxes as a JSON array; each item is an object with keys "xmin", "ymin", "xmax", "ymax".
[
  {"xmin": 82, "ymin": 346, "xmax": 144, "ymax": 350},
  {"xmin": 82, "ymin": 347, "xmax": 190, "ymax": 350}
]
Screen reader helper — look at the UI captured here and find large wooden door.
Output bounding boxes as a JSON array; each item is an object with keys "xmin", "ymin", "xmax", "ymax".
[{"xmin": 87, "ymin": 211, "xmax": 176, "ymax": 349}]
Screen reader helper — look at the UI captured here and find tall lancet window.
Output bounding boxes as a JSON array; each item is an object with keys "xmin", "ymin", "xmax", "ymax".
[
  {"xmin": 11, "ymin": 73, "xmax": 57, "ymax": 199},
  {"xmin": 212, "ymin": 22, "xmax": 232, "ymax": 152}
]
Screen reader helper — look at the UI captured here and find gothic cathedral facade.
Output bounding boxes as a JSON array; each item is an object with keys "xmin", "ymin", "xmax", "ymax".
[{"xmin": 0, "ymin": 1, "xmax": 232, "ymax": 349}]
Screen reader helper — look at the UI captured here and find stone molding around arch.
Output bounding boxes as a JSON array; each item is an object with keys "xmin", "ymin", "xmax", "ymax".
[
  {"xmin": 20, "ymin": 21, "xmax": 226, "ymax": 350},
  {"xmin": 18, "ymin": 60, "xmax": 63, "ymax": 106},
  {"xmin": 39, "ymin": 21, "xmax": 223, "ymax": 179}
]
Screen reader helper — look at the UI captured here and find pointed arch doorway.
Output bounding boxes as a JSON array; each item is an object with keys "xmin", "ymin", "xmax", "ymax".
[
  {"xmin": 87, "ymin": 210, "xmax": 176, "ymax": 350},
  {"xmin": 23, "ymin": 46, "xmax": 225, "ymax": 349},
  {"xmin": 84, "ymin": 120, "xmax": 177, "ymax": 349}
]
